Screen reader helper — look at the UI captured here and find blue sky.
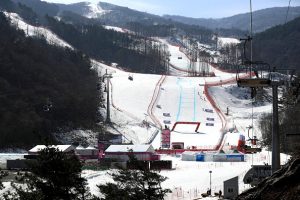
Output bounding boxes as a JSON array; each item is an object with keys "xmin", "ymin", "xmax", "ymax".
[{"xmin": 43, "ymin": 0, "xmax": 300, "ymax": 18}]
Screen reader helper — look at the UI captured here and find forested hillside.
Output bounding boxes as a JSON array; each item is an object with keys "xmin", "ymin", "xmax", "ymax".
[
  {"xmin": 45, "ymin": 16, "xmax": 169, "ymax": 74},
  {"xmin": 253, "ymin": 16, "xmax": 300, "ymax": 70},
  {"xmin": 164, "ymin": 6, "xmax": 300, "ymax": 33},
  {"xmin": 1, "ymin": 0, "xmax": 170, "ymax": 74},
  {"xmin": 0, "ymin": 12, "xmax": 101, "ymax": 148}
]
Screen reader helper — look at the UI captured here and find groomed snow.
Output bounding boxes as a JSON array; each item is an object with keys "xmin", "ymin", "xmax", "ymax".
[
  {"xmin": 4, "ymin": 12, "xmax": 73, "ymax": 49},
  {"xmin": 218, "ymin": 37, "xmax": 240, "ymax": 47},
  {"xmin": 85, "ymin": 2, "xmax": 109, "ymax": 18},
  {"xmin": 103, "ymin": 25, "xmax": 125, "ymax": 32}
]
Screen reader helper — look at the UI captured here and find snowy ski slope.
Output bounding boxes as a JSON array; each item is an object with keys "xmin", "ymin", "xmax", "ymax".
[{"xmin": 0, "ymin": 16, "xmax": 287, "ymax": 200}]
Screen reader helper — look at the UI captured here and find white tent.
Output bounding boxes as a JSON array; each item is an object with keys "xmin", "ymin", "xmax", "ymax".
[{"xmin": 28, "ymin": 145, "xmax": 75, "ymax": 154}]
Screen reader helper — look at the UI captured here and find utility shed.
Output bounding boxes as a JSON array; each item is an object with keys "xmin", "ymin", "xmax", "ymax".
[
  {"xmin": 224, "ymin": 176, "xmax": 238, "ymax": 199},
  {"xmin": 28, "ymin": 145, "xmax": 75, "ymax": 155},
  {"xmin": 105, "ymin": 144, "xmax": 159, "ymax": 161}
]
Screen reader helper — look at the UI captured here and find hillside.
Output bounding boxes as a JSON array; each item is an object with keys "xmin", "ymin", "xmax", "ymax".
[
  {"xmin": 6, "ymin": 0, "xmax": 215, "ymax": 40},
  {"xmin": 164, "ymin": 6, "xmax": 300, "ymax": 33},
  {"xmin": 252, "ymin": 16, "xmax": 300, "ymax": 70},
  {"xmin": 1, "ymin": 0, "xmax": 171, "ymax": 74},
  {"xmin": 0, "ymin": 12, "xmax": 101, "ymax": 149},
  {"xmin": 237, "ymin": 156, "xmax": 300, "ymax": 200}
]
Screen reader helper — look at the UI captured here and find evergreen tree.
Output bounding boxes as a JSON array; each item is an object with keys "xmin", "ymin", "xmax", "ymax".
[
  {"xmin": 0, "ymin": 12, "xmax": 102, "ymax": 148},
  {"xmin": 4, "ymin": 147, "xmax": 96, "ymax": 200},
  {"xmin": 259, "ymin": 76, "xmax": 300, "ymax": 154},
  {"xmin": 98, "ymin": 153, "xmax": 170, "ymax": 200},
  {"xmin": 0, "ymin": 170, "xmax": 4, "ymax": 190}
]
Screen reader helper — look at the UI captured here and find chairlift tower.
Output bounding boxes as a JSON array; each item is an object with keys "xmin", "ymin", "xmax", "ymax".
[
  {"xmin": 236, "ymin": 35, "xmax": 293, "ymax": 174},
  {"xmin": 189, "ymin": 42, "xmax": 198, "ymax": 76},
  {"xmin": 103, "ymin": 69, "xmax": 113, "ymax": 124},
  {"xmin": 237, "ymin": 69, "xmax": 282, "ymax": 174}
]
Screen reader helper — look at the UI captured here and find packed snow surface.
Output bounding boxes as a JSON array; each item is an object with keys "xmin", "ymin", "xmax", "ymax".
[
  {"xmin": 85, "ymin": 2, "xmax": 109, "ymax": 18},
  {"xmin": 4, "ymin": 12, "xmax": 73, "ymax": 49},
  {"xmin": 218, "ymin": 37, "xmax": 240, "ymax": 46}
]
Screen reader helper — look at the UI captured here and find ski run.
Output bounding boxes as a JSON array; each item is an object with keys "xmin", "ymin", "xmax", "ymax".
[{"xmin": 0, "ymin": 12, "xmax": 291, "ymax": 200}]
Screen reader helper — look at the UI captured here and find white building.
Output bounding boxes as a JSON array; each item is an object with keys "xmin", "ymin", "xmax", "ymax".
[{"xmin": 28, "ymin": 145, "xmax": 75, "ymax": 155}]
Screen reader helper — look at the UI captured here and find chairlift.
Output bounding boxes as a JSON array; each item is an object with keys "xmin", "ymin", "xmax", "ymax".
[
  {"xmin": 46, "ymin": 100, "xmax": 53, "ymax": 108},
  {"xmin": 128, "ymin": 74, "xmax": 133, "ymax": 81},
  {"xmin": 43, "ymin": 105, "xmax": 50, "ymax": 112},
  {"xmin": 244, "ymin": 145, "xmax": 262, "ymax": 154},
  {"xmin": 237, "ymin": 63, "xmax": 272, "ymax": 88},
  {"xmin": 97, "ymin": 83, "xmax": 101, "ymax": 90},
  {"xmin": 243, "ymin": 125, "xmax": 261, "ymax": 153},
  {"xmin": 43, "ymin": 99, "xmax": 53, "ymax": 112},
  {"xmin": 248, "ymin": 136, "xmax": 258, "ymax": 146},
  {"xmin": 236, "ymin": 37, "xmax": 272, "ymax": 88}
]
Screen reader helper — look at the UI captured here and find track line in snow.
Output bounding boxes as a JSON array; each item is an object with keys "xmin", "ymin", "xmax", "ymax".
[
  {"xmin": 176, "ymin": 78, "xmax": 183, "ymax": 121},
  {"xmin": 147, "ymin": 75, "xmax": 166, "ymax": 129}
]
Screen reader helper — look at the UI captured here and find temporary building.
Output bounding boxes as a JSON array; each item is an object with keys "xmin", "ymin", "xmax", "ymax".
[
  {"xmin": 28, "ymin": 145, "xmax": 75, "ymax": 155},
  {"xmin": 196, "ymin": 153, "xmax": 205, "ymax": 161},
  {"xmin": 225, "ymin": 150, "xmax": 245, "ymax": 162},
  {"xmin": 213, "ymin": 150, "xmax": 227, "ymax": 162},
  {"xmin": 75, "ymin": 145, "xmax": 98, "ymax": 160},
  {"xmin": 181, "ymin": 151, "xmax": 197, "ymax": 161},
  {"xmin": 213, "ymin": 149, "xmax": 244, "ymax": 162},
  {"xmin": 105, "ymin": 144, "xmax": 159, "ymax": 161},
  {"xmin": 181, "ymin": 151, "xmax": 206, "ymax": 161}
]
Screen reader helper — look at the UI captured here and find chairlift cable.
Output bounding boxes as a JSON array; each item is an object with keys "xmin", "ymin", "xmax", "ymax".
[
  {"xmin": 250, "ymin": 0, "xmax": 253, "ymax": 74},
  {"xmin": 252, "ymin": 96, "xmax": 254, "ymax": 139},
  {"xmin": 249, "ymin": 0, "xmax": 255, "ymax": 142}
]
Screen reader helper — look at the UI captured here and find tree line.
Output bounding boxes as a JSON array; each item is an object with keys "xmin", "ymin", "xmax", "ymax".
[
  {"xmin": 252, "ymin": 16, "xmax": 300, "ymax": 71},
  {"xmin": 45, "ymin": 16, "xmax": 169, "ymax": 74}
]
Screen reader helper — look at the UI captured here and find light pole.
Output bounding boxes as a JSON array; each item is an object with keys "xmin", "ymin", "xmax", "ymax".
[
  {"xmin": 209, "ymin": 170, "xmax": 212, "ymax": 196},
  {"xmin": 103, "ymin": 69, "xmax": 113, "ymax": 124}
]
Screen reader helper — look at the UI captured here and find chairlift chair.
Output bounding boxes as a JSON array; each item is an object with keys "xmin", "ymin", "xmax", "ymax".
[
  {"xmin": 96, "ymin": 83, "xmax": 101, "ymax": 90},
  {"xmin": 236, "ymin": 62, "xmax": 272, "ymax": 88},
  {"xmin": 244, "ymin": 126, "xmax": 261, "ymax": 153},
  {"xmin": 237, "ymin": 36, "xmax": 272, "ymax": 88},
  {"xmin": 43, "ymin": 105, "xmax": 50, "ymax": 112}
]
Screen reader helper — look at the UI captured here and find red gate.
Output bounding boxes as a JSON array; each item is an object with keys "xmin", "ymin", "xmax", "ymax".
[{"xmin": 171, "ymin": 122, "xmax": 201, "ymax": 132}]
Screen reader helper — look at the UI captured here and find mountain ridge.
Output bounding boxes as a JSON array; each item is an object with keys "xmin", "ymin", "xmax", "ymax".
[
  {"xmin": 9, "ymin": 0, "xmax": 300, "ymax": 34},
  {"xmin": 164, "ymin": 6, "xmax": 300, "ymax": 32}
]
